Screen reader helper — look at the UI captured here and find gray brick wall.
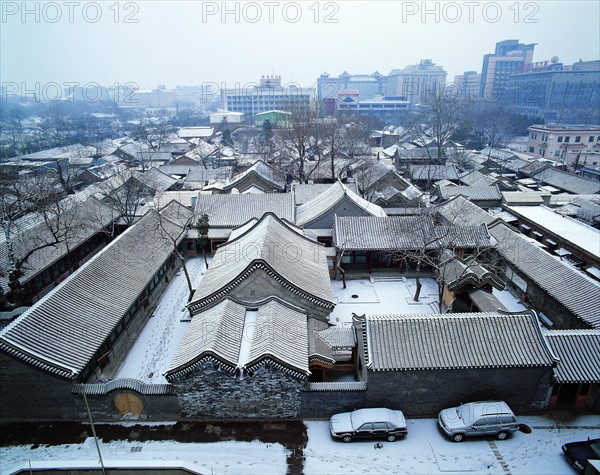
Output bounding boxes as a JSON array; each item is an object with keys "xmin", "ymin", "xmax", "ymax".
[
  {"xmin": 171, "ymin": 361, "xmax": 305, "ymax": 419},
  {"xmin": 365, "ymin": 367, "xmax": 554, "ymax": 416},
  {"xmin": 0, "ymin": 353, "xmax": 77, "ymax": 421},
  {"xmin": 300, "ymin": 390, "xmax": 367, "ymax": 418}
]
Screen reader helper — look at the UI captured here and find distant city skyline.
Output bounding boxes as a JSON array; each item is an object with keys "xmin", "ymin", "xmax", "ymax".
[{"xmin": 2, "ymin": 1, "xmax": 599, "ymax": 93}]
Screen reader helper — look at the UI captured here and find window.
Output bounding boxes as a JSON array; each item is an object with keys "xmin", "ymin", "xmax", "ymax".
[
  {"xmin": 575, "ymin": 136, "xmax": 581, "ymax": 143},
  {"xmin": 554, "ymin": 151, "xmax": 560, "ymax": 157},
  {"xmin": 589, "ymin": 136, "xmax": 595, "ymax": 142},
  {"xmin": 558, "ymin": 136, "xmax": 563, "ymax": 142},
  {"xmin": 579, "ymin": 383, "xmax": 591, "ymax": 396},
  {"xmin": 564, "ymin": 136, "xmax": 570, "ymax": 143},
  {"xmin": 529, "ymin": 146, "xmax": 534, "ymax": 153}
]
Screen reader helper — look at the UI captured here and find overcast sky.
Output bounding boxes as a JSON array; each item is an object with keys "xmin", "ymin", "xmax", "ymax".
[{"xmin": 2, "ymin": 1, "xmax": 599, "ymax": 93}]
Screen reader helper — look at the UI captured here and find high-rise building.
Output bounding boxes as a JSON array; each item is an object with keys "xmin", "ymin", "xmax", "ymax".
[
  {"xmin": 453, "ymin": 71, "xmax": 481, "ymax": 99},
  {"xmin": 505, "ymin": 59, "xmax": 600, "ymax": 122},
  {"xmin": 480, "ymin": 40, "xmax": 535, "ymax": 100},
  {"xmin": 387, "ymin": 60, "xmax": 447, "ymax": 106}
]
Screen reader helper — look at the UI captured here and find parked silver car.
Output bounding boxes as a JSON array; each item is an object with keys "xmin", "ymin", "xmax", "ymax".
[
  {"xmin": 438, "ymin": 400, "xmax": 519, "ymax": 442},
  {"xmin": 330, "ymin": 408, "xmax": 408, "ymax": 442}
]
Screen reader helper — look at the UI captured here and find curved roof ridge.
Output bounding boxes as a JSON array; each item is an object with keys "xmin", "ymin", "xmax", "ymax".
[{"xmin": 296, "ymin": 180, "xmax": 386, "ymax": 226}]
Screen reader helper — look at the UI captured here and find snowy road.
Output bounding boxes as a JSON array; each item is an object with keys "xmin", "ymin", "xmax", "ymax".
[{"xmin": 1, "ymin": 412, "xmax": 597, "ymax": 474}]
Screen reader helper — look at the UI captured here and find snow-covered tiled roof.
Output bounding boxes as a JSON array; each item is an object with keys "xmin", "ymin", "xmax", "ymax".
[
  {"xmin": 0, "ymin": 208, "xmax": 189, "ymax": 379},
  {"xmin": 178, "ymin": 127, "xmax": 214, "ymax": 139},
  {"xmin": 544, "ymin": 330, "xmax": 600, "ymax": 383},
  {"xmin": 439, "ymin": 250, "xmax": 505, "ymax": 291},
  {"xmin": 438, "ymin": 185, "xmax": 502, "ymax": 202},
  {"xmin": 189, "ymin": 213, "xmax": 334, "ymax": 311},
  {"xmin": 333, "ymin": 215, "xmax": 495, "ymax": 251},
  {"xmin": 504, "ymin": 205, "xmax": 600, "ymax": 258},
  {"xmin": 194, "ymin": 193, "xmax": 295, "ymax": 227},
  {"xmin": 501, "ymin": 192, "xmax": 548, "ymax": 206},
  {"xmin": 530, "ymin": 168, "xmax": 600, "ymax": 195},
  {"xmin": 296, "ymin": 181, "xmax": 386, "ymax": 226},
  {"xmin": 358, "ymin": 312, "xmax": 557, "ymax": 371},
  {"xmin": 409, "ymin": 164, "xmax": 459, "ymax": 181},
  {"xmin": 134, "ymin": 167, "xmax": 178, "ymax": 193},
  {"xmin": 459, "ymin": 170, "xmax": 499, "ymax": 187},
  {"xmin": 0, "ymin": 196, "xmax": 116, "ymax": 290},
  {"xmin": 166, "ymin": 298, "xmax": 309, "ymax": 379},
  {"xmin": 223, "ymin": 160, "xmax": 286, "ymax": 192},
  {"xmin": 488, "ymin": 221, "xmax": 600, "ymax": 328},
  {"xmin": 291, "ymin": 182, "xmax": 359, "ymax": 205}
]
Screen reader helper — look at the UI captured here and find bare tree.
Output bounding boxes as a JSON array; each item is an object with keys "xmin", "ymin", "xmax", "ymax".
[
  {"xmin": 95, "ymin": 169, "xmax": 152, "ymax": 227},
  {"xmin": 280, "ymin": 101, "xmax": 326, "ymax": 182},
  {"xmin": 382, "ymin": 201, "xmax": 497, "ymax": 308},
  {"xmin": 407, "ymin": 89, "xmax": 462, "ymax": 163},
  {"xmin": 0, "ymin": 170, "xmax": 83, "ymax": 306},
  {"xmin": 152, "ymin": 199, "xmax": 195, "ymax": 301}
]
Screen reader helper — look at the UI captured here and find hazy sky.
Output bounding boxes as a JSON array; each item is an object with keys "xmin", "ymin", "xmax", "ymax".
[{"xmin": 2, "ymin": 1, "xmax": 599, "ymax": 94}]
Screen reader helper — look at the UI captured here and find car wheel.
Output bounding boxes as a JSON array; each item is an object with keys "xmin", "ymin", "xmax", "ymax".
[
  {"xmin": 387, "ymin": 434, "xmax": 396, "ymax": 442},
  {"xmin": 497, "ymin": 431, "xmax": 508, "ymax": 440},
  {"xmin": 342, "ymin": 435, "xmax": 352, "ymax": 443},
  {"xmin": 452, "ymin": 433, "xmax": 464, "ymax": 443}
]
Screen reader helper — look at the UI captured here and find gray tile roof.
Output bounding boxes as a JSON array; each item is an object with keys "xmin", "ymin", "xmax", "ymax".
[
  {"xmin": 488, "ymin": 221, "xmax": 600, "ymax": 328},
  {"xmin": 166, "ymin": 297, "xmax": 309, "ymax": 379},
  {"xmin": 544, "ymin": 330, "xmax": 600, "ymax": 383},
  {"xmin": 167, "ymin": 299, "xmax": 245, "ymax": 375},
  {"xmin": 189, "ymin": 213, "xmax": 334, "ymax": 311},
  {"xmin": 438, "ymin": 185, "xmax": 502, "ymax": 203},
  {"xmin": 291, "ymin": 182, "xmax": 359, "ymax": 205},
  {"xmin": 0, "ymin": 208, "xmax": 188, "ymax": 379},
  {"xmin": 409, "ymin": 164, "xmax": 459, "ymax": 181},
  {"xmin": 359, "ymin": 312, "xmax": 557, "ymax": 371},
  {"xmin": 0, "ymin": 196, "xmax": 116, "ymax": 290},
  {"xmin": 468, "ymin": 289, "xmax": 509, "ymax": 312},
  {"xmin": 531, "ymin": 168, "xmax": 600, "ymax": 195},
  {"xmin": 317, "ymin": 327, "xmax": 357, "ymax": 349},
  {"xmin": 135, "ymin": 168, "xmax": 178, "ymax": 193},
  {"xmin": 459, "ymin": 170, "xmax": 499, "ymax": 187},
  {"xmin": 439, "ymin": 251, "xmax": 505, "ymax": 291},
  {"xmin": 194, "ymin": 193, "xmax": 295, "ymax": 227},
  {"xmin": 333, "ymin": 215, "xmax": 496, "ymax": 251},
  {"xmin": 434, "ymin": 195, "xmax": 497, "ymax": 226},
  {"xmin": 296, "ymin": 181, "xmax": 386, "ymax": 226},
  {"xmin": 223, "ymin": 160, "xmax": 286, "ymax": 192},
  {"xmin": 501, "ymin": 192, "xmax": 548, "ymax": 206},
  {"xmin": 246, "ymin": 299, "xmax": 309, "ymax": 376}
]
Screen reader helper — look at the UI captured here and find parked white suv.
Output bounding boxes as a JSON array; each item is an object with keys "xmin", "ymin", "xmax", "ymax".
[{"xmin": 438, "ymin": 400, "xmax": 519, "ymax": 442}]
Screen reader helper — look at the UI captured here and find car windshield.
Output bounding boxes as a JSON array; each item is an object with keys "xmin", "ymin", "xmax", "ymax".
[
  {"xmin": 458, "ymin": 405, "xmax": 473, "ymax": 425},
  {"xmin": 591, "ymin": 441, "xmax": 600, "ymax": 457}
]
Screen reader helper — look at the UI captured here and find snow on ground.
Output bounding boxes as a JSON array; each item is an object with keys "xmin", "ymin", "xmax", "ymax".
[
  {"xmin": 1, "ymin": 438, "xmax": 286, "ymax": 475},
  {"xmin": 114, "ymin": 257, "xmax": 209, "ymax": 384},
  {"xmin": 304, "ymin": 413, "xmax": 600, "ymax": 475},
  {"xmin": 329, "ymin": 278, "xmax": 439, "ymax": 327},
  {"xmin": 2, "ymin": 413, "xmax": 597, "ymax": 475}
]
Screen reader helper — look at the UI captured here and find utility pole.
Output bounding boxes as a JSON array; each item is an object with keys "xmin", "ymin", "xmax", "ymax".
[{"xmin": 83, "ymin": 391, "xmax": 106, "ymax": 475}]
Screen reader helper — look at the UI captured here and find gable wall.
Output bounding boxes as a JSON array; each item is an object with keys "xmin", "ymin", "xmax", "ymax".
[
  {"xmin": 303, "ymin": 197, "xmax": 374, "ymax": 229},
  {"xmin": 204, "ymin": 267, "xmax": 331, "ymax": 319},
  {"xmin": 0, "ymin": 353, "xmax": 77, "ymax": 421}
]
